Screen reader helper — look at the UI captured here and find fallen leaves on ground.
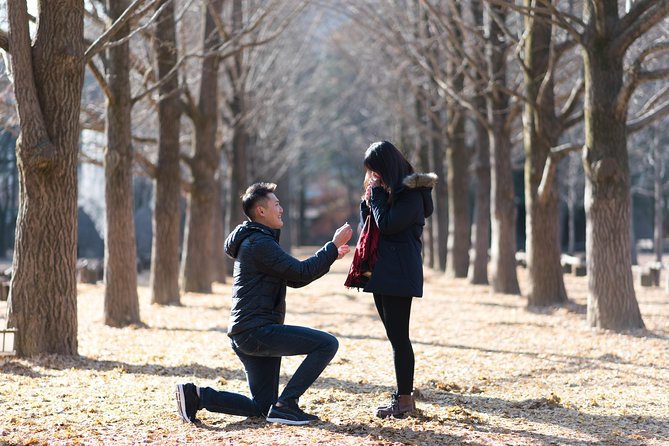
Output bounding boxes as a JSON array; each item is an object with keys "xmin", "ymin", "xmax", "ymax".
[{"xmin": 1, "ymin": 250, "xmax": 669, "ymax": 445}]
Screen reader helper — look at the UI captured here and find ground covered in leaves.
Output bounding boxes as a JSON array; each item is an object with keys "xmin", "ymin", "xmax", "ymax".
[{"xmin": 1, "ymin": 249, "xmax": 668, "ymax": 445}]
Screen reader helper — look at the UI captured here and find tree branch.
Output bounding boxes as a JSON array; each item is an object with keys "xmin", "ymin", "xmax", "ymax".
[
  {"xmin": 628, "ymin": 100, "xmax": 669, "ymax": 134},
  {"xmin": 86, "ymin": 59, "xmax": 112, "ymax": 101},
  {"xmin": 538, "ymin": 144, "xmax": 583, "ymax": 205},
  {"xmin": 134, "ymin": 150, "xmax": 157, "ymax": 178},
  {"xmin": 614, "ymin": 0, "xmax": 669, "ymax": 53},
  {"xmin": 0, "ymin": 30, "xmax": 8, "ymax": 52},
  {"xmin": 7, "ymin": 0, "xmax": 56, "ymax": 169},
  {"xmin": 84, "ymin": 0, "xmax": 159, "ymax": 62}
]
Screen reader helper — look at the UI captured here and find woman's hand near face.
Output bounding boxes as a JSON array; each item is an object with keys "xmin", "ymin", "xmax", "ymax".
[{"xmin": 364, "ymin": 171, "xmax": 381, "ymax": 202}]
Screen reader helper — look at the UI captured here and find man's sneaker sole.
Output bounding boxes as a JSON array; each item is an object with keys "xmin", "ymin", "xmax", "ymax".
[
  {"xmin": 175, "ymin": 384, "xmax": 194, "ymax": 423},
  {"xmin": 266, "ymin": 415, "xmax": 312, "ymax": 425}
]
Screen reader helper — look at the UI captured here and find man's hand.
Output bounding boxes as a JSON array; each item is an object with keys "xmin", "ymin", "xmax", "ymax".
[
  {"xmin": 332, "ymin": 223, "xmax": 353, "ymax": 248},
  {"xmin": 337, "ymin": 245, "xmax": 351, "ymax": 259}
]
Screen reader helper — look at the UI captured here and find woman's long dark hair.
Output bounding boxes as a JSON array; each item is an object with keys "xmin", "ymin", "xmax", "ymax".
[{"xmin": 364, "ymin": 141, "xmax": 414, "ymax": 204}]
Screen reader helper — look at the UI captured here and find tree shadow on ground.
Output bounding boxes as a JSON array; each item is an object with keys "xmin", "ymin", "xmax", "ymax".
[
  {"xmin": 195, "ymin": 415, "xmax": 488, "ymax": 446},
  {"xmin": 445, "ymin": 391, "xmax": 669, "ymax": 445},
  {"xmin": 329, "ymin": 331, "xmax": 669, "ymax": 383},
  {"xmin": 0, "ymin": 358, "xmax": 43, "ymax": 377},
  {"xmin": 0, "ymin": 355, "xmax": 247, "ymax": 381}
]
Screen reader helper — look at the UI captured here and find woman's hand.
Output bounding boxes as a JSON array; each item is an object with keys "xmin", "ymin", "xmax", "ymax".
[{"xmin": 364, "ymin": 172, "xmax": 382, "ymax": 203}]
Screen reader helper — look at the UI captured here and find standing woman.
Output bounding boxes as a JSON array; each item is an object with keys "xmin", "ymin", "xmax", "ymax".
[{"xmin": 360, "ymin": 141, "xmax": 436, "ymax": 418}]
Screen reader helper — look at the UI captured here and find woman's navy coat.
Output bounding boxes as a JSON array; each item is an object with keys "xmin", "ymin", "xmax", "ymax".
[{"xmin": 361, "ymin": 172, "xmax": 437, "ymax": 298}]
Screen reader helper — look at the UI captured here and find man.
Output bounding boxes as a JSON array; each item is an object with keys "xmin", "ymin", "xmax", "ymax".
[{"xmin": 176, "ymin": 182, "xmax": 352, "ymax": 425}]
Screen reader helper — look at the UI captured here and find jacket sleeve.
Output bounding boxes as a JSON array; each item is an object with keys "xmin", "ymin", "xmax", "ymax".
[
  {"xmin": 360, "ymin": 200, "xmax": 371, "ymax": 222},
  {"xmin": 369, "ymin": 187, "xmax": 422, "ymax": 235},
  {"xmin": 253, "ymin": 236, "xmax": 338, "ymax": 284}
]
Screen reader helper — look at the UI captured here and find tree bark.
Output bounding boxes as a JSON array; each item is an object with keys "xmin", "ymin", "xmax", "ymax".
[
  {"xmin": 653, "ymin": 130, "xmax": 664, "ymax": 263},
  {"xmin": 6, "ymin": 0, "xmax": 84, "ymax": 355},
  {"xmin": 225, "ymin": 0, "xmax": 249, "ymax": 241},
  {"xmin": 522, "ymin": 0, "xmax": 568, "ymax": 307},
  {"xmin": 180, "ymin": 0, "xmax": 223, "ymax": 293},
  {"xmin": 446, "ymin": 108, "xmax": 470, "ymax": 278},
  {"xmin": 582, "ymin": 34, "xmax": 643, "ymax": 330},
  {"xmin": 103, "ymin": 0, "xmax": 141, "ymax": 327},
  {"xmin": 210, "ymin": 173, "xmax": 227, "ymax": 283},
  {"xmin": 469, "ymin": 114, "xmax": 490, "ymax": 285},
  {"xmin": 150, "ymin": 0, "xmax": 182, "ymax": 305},
  {"xmin": 417, "ymin": 94, "xmax": 434, "ymax": 269},
  {"xmin": 431, "ymin": 118, "xmax": 448, "ymax": 272},
  {"xmin": 468, "ymin": 0, "xmax": 490, "ymax": 285},
  {"xmin": 445, "ymin": 3, "xmax": 470, "ymax": 278},
  {"xmin": 487, "ymin": 3, "xmax": 520, "ymax": 295}
]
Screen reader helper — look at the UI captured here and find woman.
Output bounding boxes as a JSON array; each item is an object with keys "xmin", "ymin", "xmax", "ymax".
[{"xmin": 360, "ymin": 141, "xmax": 436, "ymax": 418}]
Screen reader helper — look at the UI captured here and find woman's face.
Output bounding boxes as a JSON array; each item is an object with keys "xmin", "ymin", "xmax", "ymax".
[{"xmin": 365, "ymin": 169, "xmax": 382, "ymax": 185}]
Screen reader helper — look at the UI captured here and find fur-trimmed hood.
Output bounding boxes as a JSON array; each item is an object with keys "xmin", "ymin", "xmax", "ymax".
[
  {"xmin": 400, "ymin": 172, "xmax": 436, "ymax": 218},
  {"xmin": 402, "ymin": 172, "xmax": 438, "ymax": 189}
]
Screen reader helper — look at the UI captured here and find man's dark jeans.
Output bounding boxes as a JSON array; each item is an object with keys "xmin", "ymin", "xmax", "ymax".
[{"xmin": 198, "ymin": 324, "xmax": 338, "ymax": 418}]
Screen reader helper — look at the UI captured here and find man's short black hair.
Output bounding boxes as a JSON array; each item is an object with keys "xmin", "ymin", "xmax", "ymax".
[{"xmin": 241, "ymin": 182, "xmax": 277, "ymax": 220}]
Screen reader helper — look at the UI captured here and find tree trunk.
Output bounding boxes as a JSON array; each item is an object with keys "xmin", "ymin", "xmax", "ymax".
[
  {"xmin": 150, "ymin": 0, "xmax": 182, "ymax": 305},
  {"xmin": 417, "ymin": 94, "xmax": 434, "ymax": 268},
  {"xmin": 469, "ymin": 116, "xmax": 490, "ymax": 285},
  {"xmin": 277, "ymin": 174, "xmax": 293, "ymax": 253},
  {"xmin": 6, "ymin": 0, "xmax": 84, "ymax": 355},
  {"xmin": 522, "ymin": 0, "xmax": 568, "ymax": 306},
  {"xmin": 210, "ymin": 173, "xmax": 227, "ymax": 283},
  {"xmin": 445, "ymin": 3, "xmax": 470, "ymax": 278},
  {"xmin": 582, "ymin": 34, "xmax": 644, "ymax": 330},
  {"xmin": 487, "ymin": 3, "xmax": 520, "ymax": 295},
  {"xmin": 103, "ymin": 0, "xmax": 140, "ymax": 327},
  {"xmin": 432, "ymin": 122, "xmax": 448, "ymax": 272},
  {"xmin": 446, "ymin": 108, "xmax": 470, "ymax": 278},
  {"xmin": 225, "ymin": 0, "xmax": 249, "ymax": 240},
  {"xmin": 468, "ymin": 0, "xmax": 489, "ymax": 285},
  {"xmin": 653, "ymin": 132, "xmax": 664, "ymax": 263},
  {"xmin": 180, "ymin": 0, "xmax": 223, "ymax": 293},
  {"xmin": 227, "ymin": 113, "xmax": 249, "ymax": 231}
]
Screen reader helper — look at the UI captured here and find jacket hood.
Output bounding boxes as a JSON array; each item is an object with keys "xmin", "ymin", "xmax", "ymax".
[
  {"xmin": 402, "ymin": 172, "xmax": 438, "ymax": 189},
  {"xmin": 402, "ymin": 172, "xmax": 437, "ymax": 218},
  {"xmin": 224, "ymin": 221, "xmax": 279, "ymax": 259}
]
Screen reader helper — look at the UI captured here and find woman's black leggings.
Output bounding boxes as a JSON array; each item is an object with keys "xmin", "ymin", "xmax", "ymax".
[{"xmin": 373, "ymin": 294, "xmax": 414, "ymax": 395}]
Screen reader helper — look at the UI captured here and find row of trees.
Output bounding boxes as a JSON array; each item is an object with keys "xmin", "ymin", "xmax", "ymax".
[
  {"xmin": 0, "ymin": 0, "xmax": 322, "ymax": 355},
  {"xmin": 329, "ymin": 0, "xmax": 669, "ymax": 330},
  {"xmin": 0, "ymin": 0, "xmax": 668, "ymax": 357}
]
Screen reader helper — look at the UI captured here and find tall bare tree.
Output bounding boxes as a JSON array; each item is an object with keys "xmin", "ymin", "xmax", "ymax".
[
  {"xmin": 150, "ymin": 0, "xmax": 182, "ymax": 305},
  {"xmin": 2, "ymin": 0, "xmax": 84, "ymax": 355},
  {"xmin": 521, "ymin": 0, "xmax": 575, "ymax": 307},
  {"xmin": 444, "ymin": 2, "xmax": 471, "ymax": 278},
  {"xmin": 180, "ymin": 0, "xmax": 224, "ymax": 293},
  {"xmin": 102, "ymin": 0, "xmax": 141, "ymax": 326},
  {"xmin": 575, "ymin": 1, "xmax": 669, "ymax": 330},
  {"xmin": 486, "ymin": 2, "xmax": 520, "ymax": 294}
]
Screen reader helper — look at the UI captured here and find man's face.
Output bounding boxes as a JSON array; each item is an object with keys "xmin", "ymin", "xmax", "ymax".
[{"xmin": 255, "ymin": 193, "xmax": 283, "ymax": 229}]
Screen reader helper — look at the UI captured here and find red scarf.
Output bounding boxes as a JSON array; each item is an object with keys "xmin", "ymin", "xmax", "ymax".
[{"xmin": 344, "ymin": 215, "xmax": 379, "ymax": 289}]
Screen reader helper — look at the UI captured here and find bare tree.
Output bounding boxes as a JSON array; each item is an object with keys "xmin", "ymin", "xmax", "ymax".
[
  {"xmin": 520, "ymin": 0, "xmax": 580, "ymax": 307},
  {"xmin": 1, "ymin": 0, "xmax": 84, "ymax": 355},
  {"xmin": 180, "ymin": 0, "xmax": 224, "ymax": 293},
  {"xmin": 574, "ymin": 1, "xmax": 669, "ymax": 330},
  {"xmin": 486, "ymin": 2, "xmax": 520, "ymax": 294},
  {"xmin": 150, "ymin": 0, "xmax": 182, "ymax": 305},
  {"xmin": 100, "ymin": 0, "xmax": 141, "ymax": 327}
]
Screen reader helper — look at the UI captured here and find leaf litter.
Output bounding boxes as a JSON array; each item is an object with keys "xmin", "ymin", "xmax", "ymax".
[{"xmin": 1, "ymin": 250, "xmax": 668, "ymax": 445}]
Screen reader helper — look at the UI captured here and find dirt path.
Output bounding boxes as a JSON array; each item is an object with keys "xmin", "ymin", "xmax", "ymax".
[{"xmin": 1, "ymin": 250, "xmax": 668, "ymax": 445}]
